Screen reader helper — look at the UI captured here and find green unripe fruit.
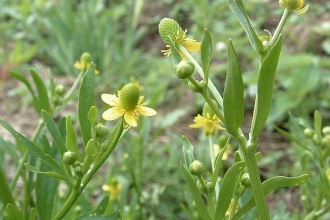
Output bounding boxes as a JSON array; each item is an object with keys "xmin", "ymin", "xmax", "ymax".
[
  {"xmin": 189, "ymin": 160, "xmax": 206, "ymax": 176},
  {"xmin": 119, "ymin": 83, "xmax": 140, "ymax": 110},
  {"xmin": 96, "ymin": 123, "xmax": 109, "ymax": 139},
  {"xmin": 241, "ymin": 173, "xmax": 251, "ymax": 188},
  {"xmin": 74, "ymin": 166, "xmax": 83, "ymax": 177},
  {"xmin": 303, "ymin": 128, "xmax": 313, "ymax": 138},
  {"xmin": 80, "ymin": 52, "xmax": 92, "ymax": 64},
  {"xmin": 175, "ymin": 60, "xmax": 195, "ymax": 79},
  {"xmin": 63, "ymin": 151, "xmax": 78, "ymax": 165},
  {"xmin": 158, "ymin": 18, "xmax": 183, "ymax": 45},
  {"xmin": 55, "ymin": 85, "xmax": 66, "ymax": 96},
  {"xmin": 279, "ymin": 0, "xmax": 303, "ymax": 10}
]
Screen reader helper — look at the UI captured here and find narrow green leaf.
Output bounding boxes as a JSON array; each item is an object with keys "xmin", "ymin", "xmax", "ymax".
[
  {"xmin": 314, "ymin": 110, "xmax": 322, "ymax": 144},
  {"xmin": 10, "ymin": 71, "xmax": 39, "ymax": 112},
  {"xmin": 201, "ymin": 28, "xmax": 212, "ymax": 83},
  {"xmin": 180, "ymin": 163, "xmax": 213, "ymax": 220},
  {"xmin": 66, "ymin": 115, "xmax": 79, "ymax": 158},
  {"xmin": 250, "ymin": 36, "xmax": 283, "ymax": 140},
  {"xmin": 232, "ymin": 174, "xmax": 309, "ymax": 220},
  {"xmin": 76, "ymin": 196, "xmax": 109, "ymax": 219},
  {"xmin": 25, "ymin": 163, "xmax": 66, "ymax": 181},
  {"xmin": 0, "ymin": 167, "xmax": 15, "ymax": 207},
  {"xmin": 214, "ymin": 161, "xmax": 246, "ymax": 220},
  {"xmin": 168, "ymin": 36, "xmax": 182, "ymax": 67},
  {"xmin": 223, "ymin": 40, "xmax": 244, "ymax": 135},
  {"xmin": 28, "ymin": 208, "xmax": 37, "ymax": 220},
  {"xmin": 78, "ymin": 64, "xmax": 95, "ymax": 145},
  {"xmin": 30, "ymin": 70, "xmax": 51, "ymax": 113},
  {"xmin": 212, "ymin": 137, "xmax": 230, "ymax": 187},
  {"xmin": 5, "ymin": 204, "xmax": 24, "ymax": 220},
  {"xmin": 182, "ymin": 136, "xmax": 195, "ymax": 168},
  {"xmin": 228, "ymin": 0, "xmax": 265, "ymax": 56},
  {"xmin": 42, "ymin": 110, "xmax": 67, "ymax": 157},
  {"xmin": 0, "ymin": 119, "xmax": 67, "ymax": 178}
]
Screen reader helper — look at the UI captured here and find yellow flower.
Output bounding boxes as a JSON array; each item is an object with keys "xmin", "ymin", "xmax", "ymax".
[
  {"xmin": 213, "ymin": 144, "xmax": 231, "ymax": 160},
  {"xmin": 326, "ymin": 168, "xmax": 330, "ymax": 180},
  {"xmin": 74, "ymin": 52, "xmax": 99, "ymax": 74},
  {"xmin": 101, "ymin": 83, "xmax": 157, "ymax": 128},
  {"xmin": 159, "ymin": 18, "xmax": 201, "ymax": 59},
  {"xmin": 190, "ymin": 113, "xmax": 225, "ymax": 136},
  {"xmin": 102, "ymin": 183, "xmax": 123, "ymax": 201}
]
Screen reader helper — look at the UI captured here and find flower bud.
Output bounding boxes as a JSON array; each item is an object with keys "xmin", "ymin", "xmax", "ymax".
[
  {"xmin": 303, "ymin": 128, "xmax": 313, "ymax": 138},
  {"xmin": 96, "ymin": 123, "xmax": 109, "ymax": 139},
  {"xmin": 189, "ymin": 160, "xmax": 206, "ymax": 176},
  {"xmin": 63, "ymin": 151, "xmax": 78, "ymax": 165},
  {"xmin": 197, "ymin": 180, "xmax": 213, "ymax": 195},
  {"xmin": 74, "ymin": 166, "xmax": 84, "ymax": 177},
  {"xmin": 55, "ymin": 85, "xmax": 66, "ymax": 96},
  {"xmin": 158, "ymin": 18, "xmax": 184, "ymax": 45},
  {"xmin": 279, "ymin": 0, "xmax": 303, "ymax": 10},
  {"xmin": 119, "ymin": 83, "xmax": 140, "ymax": 111},
  {"xmin": 240, "ymin": 173, "xmax": 251, "ymax": 188},
  {"xmin": 322, "ymin": 126, "xmax": 330, "ymax": 135},
  {"xmin": 175, "ymin": 60, "xmax": 195, "ymax": 79}
]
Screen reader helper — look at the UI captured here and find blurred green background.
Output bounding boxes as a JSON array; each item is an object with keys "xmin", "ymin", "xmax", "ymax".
[{"xmin": 0, "ymin": 0, "xmax": 330, "ymax": 219}]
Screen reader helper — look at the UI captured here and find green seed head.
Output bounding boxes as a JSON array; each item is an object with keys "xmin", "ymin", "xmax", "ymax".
[
  {"xmin": 119, "ymin": 83, "xmax": 140, "ymax": 110},
  {"xmin": 80, "ymin": 52, "xmax": 92, "ymax": 64},
  {"xmin": 175, "ymin": 60, "xmax": 195, "ymax": 79},
  {"xmin": 158, "ymin": 18, "xmax": 184, "ymax": 45},
  {"xmin": 279, "ymin": 0, "xmax": 303, "ymax": 10}
]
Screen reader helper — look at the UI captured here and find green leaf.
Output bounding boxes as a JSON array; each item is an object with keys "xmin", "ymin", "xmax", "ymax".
[
  {"xmin": 228, "ymin": 0, "xmax": 265, "ymax": 56},
  {"xmin": 30, "ymin": 70, "xmax": 51, "ymax": 113},
  {"xmin": 250, "ymin": 36, "xmax": 283, "ymax": 140},
  {"xmin": 180, "ymin": 163, "xmax": 213, "ymax": 220},
  {"xmin": 42, "ymin": 110, "xmax": 67, "ymax": 157},
  {"xmin": 201, "ymin": 28, "xmax": 212, "ymax": 83},
  {"xmin": 223, "ymin": 40, "xmax": 244, "ymax": 135},
  {"xmin": 232, "ymin": 174, "xmax": 309, "ymax": 220},
  {"xmin": 5, "ymin": 204, "xmax": 24, "ymax": 220},
  {"xmin": 66, "ymin": 115, "xmax": 79, "ymax": 158},
  {"xmin": 88, "ymin": 106, "xmax": 98, "ymax": 125},
  {"xmin": 36, "ymin": 136, "xmax": 59, "ymax": 220},
  {"xmin": 25, "ymin": 163, "xmax": 67, "ymax": 181},
  {"xmin": 78, "ymin": 64, "xmax": 95, "ymax": 145},
  {"xmin": 0, "ymin": 166, "xmax": 15, "ymax": 207},
  {"xmin": 182, "ymin": 136, "xmax": 195, "ymax": 168},
  {"xmin": 28, "ymin": 208, "xmax": 37, "ymax": 220},
  {"xmin": 314, "ymin": 110, "xmax": 322, "ymax": 145},
  {"xmin": 212, "ymin": 137, "xmax": 231, "ymax": 187},
  {"xmin": 168, "ymin": 36, "xmax": 182, "ymax": 67},
  {"xmin": 0, "ymin": 119, "xmax": 68, "ymax": 178},
  {"xmin": 10, "ymin": 71, "xmax": 39, "ymax": 112},
  {"xmin": 214, "ymin": 161, "xmax": 246, "ymax": 220}
]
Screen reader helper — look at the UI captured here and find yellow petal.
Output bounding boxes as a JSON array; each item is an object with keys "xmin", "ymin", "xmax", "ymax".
[
  {"xmin": 102, "ymin": 184, "xmax": 111, "ymax": 191},
  {"xmin": 184, "ymin": 41, "xmax": 201, "ymax": 52},
  {"xmin": 101, "ymin": 94, "xmax": 120, "ymax": 106},
  {"xmin": 136, "ymin": 105, "xmax": 157, "ymax": 116},
  {"xmin": 74, "ymin": 61, "xmax": 83, "ymax": 69},
  {"xmin": 102, "ymin": 107, "xmax": 124, "ymax": 121},
  {"xmin": 294, "ymin": 4, "xmax": 309, "ymax": 15},
  {"xmin": 124, "ymin": 111, "xmax": 138, "ymax": 127}
]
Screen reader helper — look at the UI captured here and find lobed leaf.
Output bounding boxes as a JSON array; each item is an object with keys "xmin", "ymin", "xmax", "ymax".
[{"xmin": 223, "ymin": 40, "xmax": 244, "ymax": 135}]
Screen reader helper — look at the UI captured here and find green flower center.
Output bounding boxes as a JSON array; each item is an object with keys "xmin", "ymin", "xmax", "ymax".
[
  {"xmin": 159, "ymin": 18, "xmax": 184, "ymax": 45},
  {"xmin": 119, "ymin": 83, "xmax": 140, "ymax": 110}
]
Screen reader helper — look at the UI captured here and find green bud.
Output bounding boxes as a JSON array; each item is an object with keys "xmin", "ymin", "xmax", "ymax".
[
  {"xmin": 219, "ymin": 135, "xmax": 228, "ymax": 148},
  {"xmin": 74, "ymin": 161, "xmax": 81, "ymax": 167},
  {"xmin": 158, "ymin": 18, "xmax": 184, "ymax": 45},
  {"xmin": 52, "ymin": 96, "xmax": 62, "ymax": 106},
  {"xmin": 189, "ymin": 160, "xmax": 206, "ymax": 176},
  {"xmin": 119, "ymin": 83, "xmax": 140, "ymax": 110},
  {"xmin": 234, "ymin": 151, "xmax": 242, "ymax": 162},
  {"xmin": 303, "ymin": 128, "xmax": 313, "ymax": 138},
  {"xmin": 279, "ymin": 0, "xmax": 303, "ymax": 10},
  {"xmin": 240, "ymin": 173, "xmax": 251, "ymax": 188},
  {"xmin": 197, "ymin": 180, "xmax": 213, "ymax": 195},
  {"xmin": 322, "ymin": 126, "xmax": 330, "ymax": 135},
  {"xmin": 80, "ymin": 52, "xmax": 92, "ymax": 64},
  {"xmin": 63, "ymin": 151, "xmax": 78, "ymax": 165},
  {"xmin": 96, "ymin": 123, "xmax": 109, "ymax": 139},
  {"xmin": 175, "ymin": 60, "xmax": 195, "ymax": 79},
  {"xmin": 55, "ymin": 85, "xmax": 66, "ymax": 96},
  {"xmin": 74, "ymin": 166, "xmax": 84, "ymax": 177}
]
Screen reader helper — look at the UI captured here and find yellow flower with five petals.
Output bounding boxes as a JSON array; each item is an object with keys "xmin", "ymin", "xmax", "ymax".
[
  {"xmin": 190, "ymin": 113, "xmax": 225, "ymax": 136},
  {"xmin": 101, "ymin": 83, "xmax": 157, "ymax": 128}
]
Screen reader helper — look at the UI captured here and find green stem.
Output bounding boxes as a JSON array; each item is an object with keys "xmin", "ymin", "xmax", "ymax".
[
  {"xmin": 64, "ymin": 70, "xmax": 85, "ymax": 101},
  {"xmin": 207, "ymin": 194, "xmax": 215, "ymax": 216},
  {"xmin": 269, "ymin": 8, "xmax": 290, "ymax": 47},
  {"xmin": 208, "ymin": 136, "xmax": 215, "ymax": 173}
]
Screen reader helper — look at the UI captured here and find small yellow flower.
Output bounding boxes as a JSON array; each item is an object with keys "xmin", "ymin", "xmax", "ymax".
[
  {"xmin": 74, "ymin": 52, "xmax": 99, "ymax": 74},
  {"xmin": 159, "ymin": 18, "xmax": 201, "ymax": 59},
  {"xmin": 190, "ymin": 113, "xmax": 225, "ymax": 136},
  {"xmin": 213, "ymin": 144, "xmax": 231, "ymax": 160},
  {"xmin": 326, "ymin": 168, "xmax": 330, "ymax": 181},
  {"xmin": 102, "ymin": 182, "xmax": 123, "ymax": 201},
  {"xmin": 102, "ymin": 83, "xmax": 157, "ymax": 128}
]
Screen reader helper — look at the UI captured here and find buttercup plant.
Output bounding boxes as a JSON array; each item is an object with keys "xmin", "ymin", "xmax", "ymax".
[{"xmin": 158, "ymin": 0, "xmax": 311, "ymax": 219}]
